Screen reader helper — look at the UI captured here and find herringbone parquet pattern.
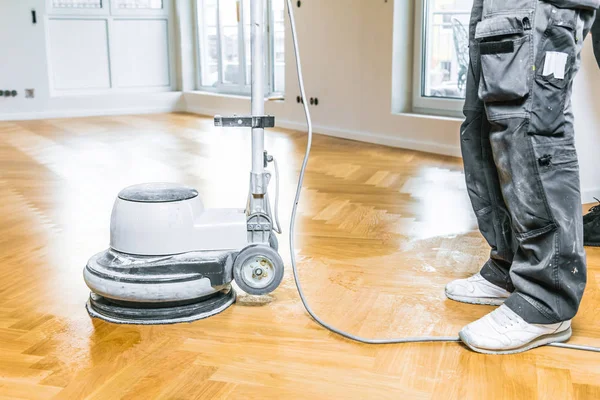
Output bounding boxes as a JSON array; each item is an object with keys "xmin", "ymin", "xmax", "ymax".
[{"xmin": 0, "ymin": 113, "xmax": 598, "ymax": 399}]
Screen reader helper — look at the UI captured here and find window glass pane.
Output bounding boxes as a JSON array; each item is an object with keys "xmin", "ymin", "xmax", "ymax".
[
  {"xmin": 115, "ymin": 0, "xmax": 163, "ymax": 9},
  {"xmin": 199, "ymin": 0, "xmax": 219, "ymax": 87},
  {"xmin": 198, "ymin": 0, "xmax": 284, "ymax": 94},
  {"xmin": 272, "ymin": 0, "xmax": 285, "ymax": 93},
  {"xmin": 422, "ymin": 0, "xmax": 472, "ymax": 99},
  {"xmin": 219, "ymin": 0, "xmax": 241, "ymax": 85},
  {"xmin": 52, "ymin": 0, "xmax": 102, "ymax": 8}
]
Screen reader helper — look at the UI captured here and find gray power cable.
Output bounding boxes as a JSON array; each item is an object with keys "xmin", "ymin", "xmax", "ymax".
[
  {"xmin": 271, "ymin": 157, "xmax": 283, "ymax": 235},
  {"xmin": 284, "ymin": 0, "xmax": 600, "ymax": 352}
]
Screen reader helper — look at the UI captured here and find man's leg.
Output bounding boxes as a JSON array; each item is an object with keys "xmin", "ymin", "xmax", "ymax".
[
  {"xmin": 492, "ymin": 3, "xmax": 593, "ymax": 324},
  {"xmin": 446, "ymin": 0, "xmax": 516, "ymax": 304},
  {"xmin": 460, "ymin": 0, "xmax": 595, "ymax": 353}
]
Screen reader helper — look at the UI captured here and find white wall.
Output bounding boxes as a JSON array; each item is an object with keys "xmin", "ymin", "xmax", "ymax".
[{"xmin": 0, "ymin": 0, "xmax": 183, "ymax": 120}]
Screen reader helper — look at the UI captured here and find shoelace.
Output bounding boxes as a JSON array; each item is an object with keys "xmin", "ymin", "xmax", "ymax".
[{"xmin": 490, "ymin": 306, "xmax": 518, "ymax": 328}]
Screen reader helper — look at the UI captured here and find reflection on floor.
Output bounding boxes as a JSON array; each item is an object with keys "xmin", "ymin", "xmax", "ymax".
[{"xmin": 0, "ymin": 113, "xmax": 598, "ymax": 399}]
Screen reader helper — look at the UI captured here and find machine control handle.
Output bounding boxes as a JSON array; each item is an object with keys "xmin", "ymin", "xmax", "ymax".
[{"xmin": 214, "ymin": 115, "xmax": 275, "ymax": 129}]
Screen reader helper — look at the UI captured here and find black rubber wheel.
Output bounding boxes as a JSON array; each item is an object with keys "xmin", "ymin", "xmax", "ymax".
[{"xmin": 233, "ymin": 245, "xmax": 284, "ymax": 295}]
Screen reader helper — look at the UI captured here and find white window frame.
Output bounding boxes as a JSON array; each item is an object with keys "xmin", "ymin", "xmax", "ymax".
[
  {"xmin": 194, "ymin": 0, "xmax": 280, "ymax": 97},
  {"xmin": 413, "ymin": 0, "xmax": 468, "ymax": 118},
  {"xmin": 45, "ymin": 0, "xmax": 175, "ymax": 95}
]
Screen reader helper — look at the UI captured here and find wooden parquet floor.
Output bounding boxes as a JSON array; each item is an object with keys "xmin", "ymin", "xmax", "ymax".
[{"xmin": 0, "ymin": 113, "xmax": 598, "ymax": 399}]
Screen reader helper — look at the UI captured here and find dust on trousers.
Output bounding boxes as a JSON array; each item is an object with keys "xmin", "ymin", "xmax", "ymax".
[{"xmin": 461, "ymin": 0, "xmax": 598, "ymax": 324}]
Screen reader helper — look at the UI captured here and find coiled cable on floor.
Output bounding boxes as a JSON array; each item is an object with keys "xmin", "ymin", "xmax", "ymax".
[{"xmin": 284, "ymin": 0, "xmax": 600, "ymax": 352}]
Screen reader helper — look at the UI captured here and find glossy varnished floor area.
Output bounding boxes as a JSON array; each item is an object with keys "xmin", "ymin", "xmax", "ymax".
[{"xmin": 0, "ymin": 113, "xmax": 599, "ymax": 399}]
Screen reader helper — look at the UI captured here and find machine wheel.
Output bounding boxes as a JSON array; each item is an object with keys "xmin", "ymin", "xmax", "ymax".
[
  {"xmin": 269, "ymin": 233, "xmax": 279, "ymax": 251},
  {"xmin": 233, "ymin": 245, "xmax": 284, "ymax": 295}
]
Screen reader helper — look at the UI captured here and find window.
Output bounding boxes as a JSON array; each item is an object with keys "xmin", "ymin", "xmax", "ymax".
[
  {"xmin": 414, "ymin": 0, "xmax": 473, "ymax": 116},
  {"xmin": 46, "ymin": 0, "xmax": 173, "ymax": 94},
  {"xmin": 196, "ymin": 0, "xmax": 285, "ymax": 96}
]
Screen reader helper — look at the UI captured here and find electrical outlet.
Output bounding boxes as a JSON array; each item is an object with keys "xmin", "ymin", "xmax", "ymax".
[
  {"xmin": 25, "ymin": 89, "xmax": 35, "ymax": 98},
  {"xmin": 0, "ymin": 89, "xmax": 19, "ymax": 98}
]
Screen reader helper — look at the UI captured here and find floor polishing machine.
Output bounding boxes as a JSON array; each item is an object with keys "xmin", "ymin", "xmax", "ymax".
[
  {"xmin": 84, "ymin": 0, "xmax": 284, "ymax": 324},
  {"xmin": 83, "ymin": 0, "xmax": 600, "ymax": 354}
]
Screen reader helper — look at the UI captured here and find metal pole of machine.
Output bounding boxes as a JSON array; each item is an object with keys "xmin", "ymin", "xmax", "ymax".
[{"xmin": 251, "ymin": 0, "xmax": 265, "ymax": 178}]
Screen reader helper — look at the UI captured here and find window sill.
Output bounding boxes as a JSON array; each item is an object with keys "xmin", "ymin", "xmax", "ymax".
[
  {"xmin": 189, "ymin": 90, "xmax": 250, "ymax": 99},
  {"xmin": 395, "ymin": 111, "xmax": 464, "ymax": 122},
  {"xmin": 187, "ymin": 90, "xmax": 285, "ymax": 102}
]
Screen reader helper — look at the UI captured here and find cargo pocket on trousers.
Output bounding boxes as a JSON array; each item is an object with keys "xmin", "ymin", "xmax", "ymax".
[
  {"xmin": 476, "ymin": 14, "xmax": 533, "ymax": 103},
  {"xmin": 528, "ymin": 9, "xmax": 578, "ymax": 136},
  {"xmin": 533, "ymin": 139, "xmax": 579, "ymax": 171},
  {"xmin": 532, "ymin": 138, "xmax": 580, "ymax": 233}
]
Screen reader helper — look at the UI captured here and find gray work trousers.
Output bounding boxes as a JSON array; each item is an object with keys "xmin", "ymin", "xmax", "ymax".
[{"xmin": 461, "ymin": 0, "xmax": 596, "ymax": 323}]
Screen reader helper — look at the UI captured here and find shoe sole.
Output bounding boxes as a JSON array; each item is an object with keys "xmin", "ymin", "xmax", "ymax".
[
  {"xmin": 445, "ymin": 290, "xmax": 507, "ymax": 306},
  {"xmin": 459, "ymin": 327, "xmax": 572, "ymax": 355}
]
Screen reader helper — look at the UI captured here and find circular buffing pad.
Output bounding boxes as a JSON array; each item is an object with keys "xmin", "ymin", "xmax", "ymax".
[{"xmin": 86, "ymin": 287, "xmax": 236, "ymax": 325}]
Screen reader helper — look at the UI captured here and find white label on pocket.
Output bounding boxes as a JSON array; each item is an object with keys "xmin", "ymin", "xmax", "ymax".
[{"xmin": 542, "ymin": 51, "xmax": 568, "ymax": 80}]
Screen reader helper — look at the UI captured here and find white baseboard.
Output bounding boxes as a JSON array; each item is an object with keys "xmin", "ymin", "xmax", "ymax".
[
  {"xmin": 0, "ymin": 106, "xmax": 179, "ymax": 121},
  {"xmin": 275, "ymin": 118, "xmax": 463, "ymax": 158},
  {"xmin": 0, "ymin": 92, "xmax": 185, "ymax": 121}
]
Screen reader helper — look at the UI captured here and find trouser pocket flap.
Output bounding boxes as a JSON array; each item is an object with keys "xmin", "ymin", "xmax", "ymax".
[
  {"xmin": 475, "ymin": 14, "xmax": 530, "ymax": 40},
  {"xmin": 476, "ymin": 14, "xmax": 533, "ymax": 103}
]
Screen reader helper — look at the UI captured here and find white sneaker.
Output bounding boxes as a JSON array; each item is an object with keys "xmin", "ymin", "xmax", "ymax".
[
  {"xmin": 459, "ymin": 304, "xmax": 572, "ymax": 354},
  {"xmin": 445, "ymin": 273, "xmax": 511, "ymax": 306}
]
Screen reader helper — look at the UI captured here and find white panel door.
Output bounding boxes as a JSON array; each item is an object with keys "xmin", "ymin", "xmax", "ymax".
[
  {"xmin": 111, "ymin": 19, "xmax": 170, "ymax": 88},
  {"xmin": 47, "ymin": 19, "xmax": 111, "ymax": 91}
]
